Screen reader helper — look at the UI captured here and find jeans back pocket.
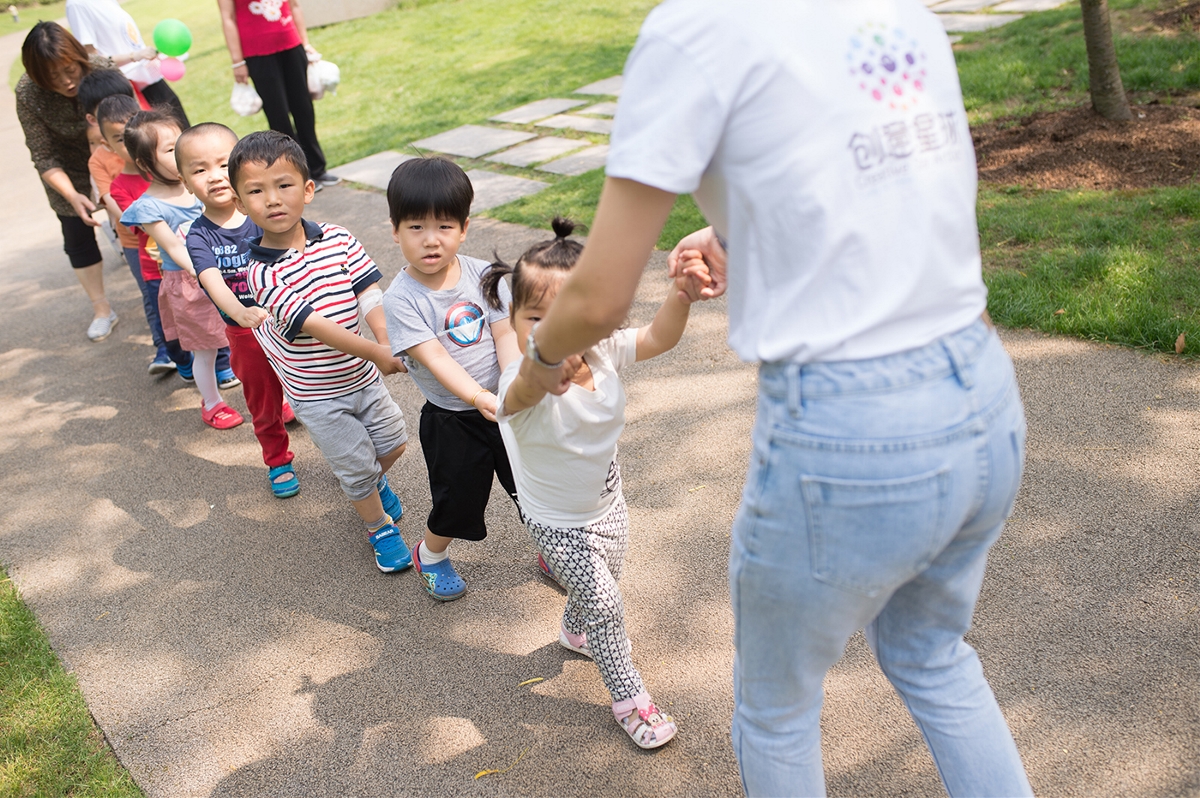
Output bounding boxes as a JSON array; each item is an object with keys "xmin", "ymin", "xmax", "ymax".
[{"xmin": 802, "ymin": 468, "xmax": 950, "ymax": 597}]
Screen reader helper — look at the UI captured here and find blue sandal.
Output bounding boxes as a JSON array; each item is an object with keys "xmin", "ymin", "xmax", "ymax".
[
  {"xmin": 413, "ymin": 541, "xmax": 467, "ymax": 601},
  {"xmin": 268, "ymin": 464, "xmax": 300, "ymax": 498},
  {"xmin": 377, "ymin": 474, "xmax": 403, "ymax": 521}
]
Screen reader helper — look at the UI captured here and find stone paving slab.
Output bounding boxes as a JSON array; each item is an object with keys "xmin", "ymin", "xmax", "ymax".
[
  {"xmin": 991, "ymin": 0, "xmax": 1065, "ymax": 11},
  {"xmin": 329, "ymin": 151, "xmax": 414, "ymax": 191},
  {"xmin": 930, "ymin": 0, "xmax": 1003, "ymax": 11},
  {"xmin": 579, "ymin": 101, "xmax": 618, "ymax": 117},
  {"xmin": 485, "ymin": 137, "xmax": 587, "ymax": 168},
  {"xmin": 574, "ymin": 75, "xmax": 622, "ymax": 96},
  {"xmin": 939, "ymin": 12, "xmax": 1023, "ymax": 30},
  {"xmin": 465, "ymin": 169, "xmax": 549, "ymax": 211},
  {"xmin": 534, "ymin": 114, "xmax": 614, "ymax": 135},
  {"xmin": 412, "ymin": 125, "xmax": 536, "ymax": 158},
  {"xmin": 489, "ymin": 98, "xmax": 586, "ymax": 125},
  {"xmin": 537, "ymin": 144, "xmax": 610, "ymax": 177}
]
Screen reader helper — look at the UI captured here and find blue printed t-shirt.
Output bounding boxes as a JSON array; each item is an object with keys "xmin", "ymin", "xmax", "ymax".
[
  {"xmin": 187, "ymin": 215, "xmax": 264, "ymax": 326},
  {"xmin": 119, "ymin": 194, "xmax": 203, "ymax": 272}
]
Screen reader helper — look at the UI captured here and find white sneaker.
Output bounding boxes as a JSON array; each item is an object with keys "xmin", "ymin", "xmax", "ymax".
[{"xmin": 87, "ymin": 310, "xmax": 118, "ymax": 341}]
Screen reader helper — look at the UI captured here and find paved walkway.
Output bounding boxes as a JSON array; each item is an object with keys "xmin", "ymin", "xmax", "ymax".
[{"xmin": 0, "ymin": 21, "xmax": 1197, "ymax": 798}]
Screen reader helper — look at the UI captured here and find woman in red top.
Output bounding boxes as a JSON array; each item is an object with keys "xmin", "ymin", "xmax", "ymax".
[{"xmin": 217, "ymin": 0, "xmax": 337, "ymax": 187}]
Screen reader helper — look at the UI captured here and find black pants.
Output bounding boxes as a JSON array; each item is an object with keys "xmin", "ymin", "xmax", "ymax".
[
  {"xmin": 58, "ymin": 214, "xmax": 101, "ymax": 268},
  {"xmin": 419, "ymin": 402, "xmax": 518, "ymax": 541},
  {"xmin": 140, "ymin": 79, "xmax": 190, "ymax": 127},
  {"xmin": 246, "ymin": 45, "xmax": 327, "ymax": 178}
]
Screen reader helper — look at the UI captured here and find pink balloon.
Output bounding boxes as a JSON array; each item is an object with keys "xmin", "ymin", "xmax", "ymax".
[{"xmin": 160, "ymin": 57, "xmax": 186, "ymax": 82}]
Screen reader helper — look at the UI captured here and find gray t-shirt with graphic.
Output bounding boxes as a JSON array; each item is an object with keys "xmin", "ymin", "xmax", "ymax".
[{"xmin": 383, "ymin": 254, "xmax": 511, "ymax": 411}]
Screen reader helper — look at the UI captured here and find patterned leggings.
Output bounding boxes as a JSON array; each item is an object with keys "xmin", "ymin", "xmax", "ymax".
[{"xmin": 524, "ymin": 495, "xmax": 645, "ymax": 703}]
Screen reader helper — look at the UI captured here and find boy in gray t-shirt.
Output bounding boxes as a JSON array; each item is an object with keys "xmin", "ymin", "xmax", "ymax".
[{"xmin": 381, "ymin": 157, "xmax": 522, "ymax": 601}]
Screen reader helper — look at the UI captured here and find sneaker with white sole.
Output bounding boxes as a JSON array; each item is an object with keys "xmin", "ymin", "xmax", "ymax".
[
  {"xmin": 87, "ymin": 311, "xmax": 118, "ymax": 341},
  {"xmin": 559, "ymin": 625, "xmax": 593, "ymax": 659},
  {"xmin": 148, "ymin": 357, "xmax": 176, "ymax": 375}
]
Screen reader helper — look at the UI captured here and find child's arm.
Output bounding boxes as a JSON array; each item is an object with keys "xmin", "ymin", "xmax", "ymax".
[
  {"xmin": 99, "ymin": 194, "xmax": 123, "ymax": 228},
  {"xmin": 301, "ymin": 314, "xmax": 407, "ymax": 375},
  {"xmin": 491, "ymin": 318, "xmax": 520, "ymax": 372},
  {"xmin": 141, "ymin": 220, "xmax": 195, "ymax": 276},
  {"xmin": 355, "ymin": 281, "xmax": 390, "ymax": 348},
  {"xmin": 196, "ymin": 270, "xmax": 270, "ymax": 329},
  {"xmin": 634, "ymin": 257, "xmax": 713, "ymax": 362},
  {"xmin": 406, "ymin": 339, "xmax": 503, "ymax": 422},
  {"xmin": 188, "ymin": 233, "xmax": 270, "ymax": 329}
]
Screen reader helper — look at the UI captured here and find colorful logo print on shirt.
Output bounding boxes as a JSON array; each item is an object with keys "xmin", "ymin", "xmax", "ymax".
[
  {"xmin": 444, "ymin": 301, "xmax": 485, "ymax": 347},
  {"xmin": 847, "ymin": 24, "xmax": 928, "ymax": 111}
]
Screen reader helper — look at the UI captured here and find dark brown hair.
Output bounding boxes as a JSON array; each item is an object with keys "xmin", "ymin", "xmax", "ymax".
[
  {"xmin": 124, "ymin": 109, "xmax": 184, "ymax": 185},
  {"xmin": 482, "ymin": 217, "xmax": 584, "ymax": 311},
  {"xmin": 21, "ymin": 22, "xmax": 90, "ymax": 93}
]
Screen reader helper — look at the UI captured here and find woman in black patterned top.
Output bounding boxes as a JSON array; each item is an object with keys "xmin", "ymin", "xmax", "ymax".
[{"xmin": 16, "ymin": 22, "xmax": 118, "ymax": 340}]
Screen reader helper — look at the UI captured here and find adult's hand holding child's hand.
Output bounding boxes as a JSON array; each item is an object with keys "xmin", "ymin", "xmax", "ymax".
[
  {"xmin": 668, "ymin": 226, "xmax": 727, "ymax": 299},
  {"xmin": 673, "ymin": 250, "xmax": 713, "ymax": 304}
]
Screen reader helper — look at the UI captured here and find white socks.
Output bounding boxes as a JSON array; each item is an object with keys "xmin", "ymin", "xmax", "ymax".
[
  {"xmin": 419, "ymin": 542, "xmax": 449, "ymax": 566},
  {"xmin": 192, "ymin": 349, "xmax": 222, "ymax": 410}
]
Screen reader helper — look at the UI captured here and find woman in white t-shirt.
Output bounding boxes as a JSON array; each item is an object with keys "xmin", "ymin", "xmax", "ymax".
[
  {"xmin": 493, "ymin": 218, "xmax": 712, "ymax": 750},
  {"xmin": 65, "ymin": 0, "xmax": 189, "ymax": 124},
  {"xmin": 517, "ymin": 1, "xmax": 1033, "ymax": 795}
]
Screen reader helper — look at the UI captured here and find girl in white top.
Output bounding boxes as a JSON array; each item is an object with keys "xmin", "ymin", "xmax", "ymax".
[{"xmin": 492, "ymin": 218, "xmax": 711, "ymax": 750}]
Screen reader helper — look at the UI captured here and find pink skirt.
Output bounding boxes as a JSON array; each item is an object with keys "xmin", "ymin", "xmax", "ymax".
[{"xmin": 158, "ymin": 270, "xmax": 229, "ymax": 351}]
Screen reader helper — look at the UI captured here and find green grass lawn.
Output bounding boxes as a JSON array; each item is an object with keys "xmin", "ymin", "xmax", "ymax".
[
  {"xmin": 0, "ymin": 569, "xmax": 143, "ymax": 797},
  {"xmin": 981, "ymin": 186, "xmax": 1200, "ymax": 353},
  {"xmin": 955, "ymin": 0, "xmax": 1200, "ymax": 124}
]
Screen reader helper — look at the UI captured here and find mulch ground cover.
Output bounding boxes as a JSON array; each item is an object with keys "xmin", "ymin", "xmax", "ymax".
[{"xmin": 972, "ymin": 103, "xmax": 1200, "ymax": 189}]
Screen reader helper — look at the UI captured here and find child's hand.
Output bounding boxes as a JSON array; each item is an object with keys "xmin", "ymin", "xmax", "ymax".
[
  {"xmin": 672, "ymin": 249, "xmax": 714, "ymax": 304},
  {"xmin": 372, "ymin": 344, "xmax": 408, "ymax": 375},
  {"xmin": 233, "ymin": 306, "xmax": 271, "ymax": 329},
  {"xmin": 473, "ymin": 390, "xmax": 498, "ymax": 422}
]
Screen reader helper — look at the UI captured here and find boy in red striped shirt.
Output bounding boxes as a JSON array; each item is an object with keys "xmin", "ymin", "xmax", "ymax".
[{"xmin": 231, "ymin": 130, "xmax": 413, "ymax": 573}]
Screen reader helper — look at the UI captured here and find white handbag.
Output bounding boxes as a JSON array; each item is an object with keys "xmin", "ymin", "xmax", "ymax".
[
  {"xmin": 307, "ymin": 59, "xmax": 340, "ymax": 100},
  {"xmin": 230, "ymin": 82, "xmax": 263, "ymax": 116}
]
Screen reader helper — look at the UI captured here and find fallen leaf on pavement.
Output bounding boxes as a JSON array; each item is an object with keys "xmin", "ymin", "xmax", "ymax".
[
  {"xmin": 517, "ymin": 677, "xmax": 543, "ymax": 687},
  {"xmin": 475, "ymin": 748, "xmax": 529, "ymax": 780}
]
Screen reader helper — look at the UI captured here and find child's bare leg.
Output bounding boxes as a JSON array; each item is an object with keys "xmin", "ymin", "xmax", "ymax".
[
  {"xmin": 377, "ymin": 443, "xmax": 405, "ymax": 475},
  {"xmin": 423, "ymin": 529, "xmax": 453, "ymax": 554},
  {"xmin": 351, "ymin": 492, "xmax": 386, "ymax": 528}
]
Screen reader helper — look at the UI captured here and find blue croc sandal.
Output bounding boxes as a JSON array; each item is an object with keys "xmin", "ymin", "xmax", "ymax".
[
  {"xmin": 377, "ymin": 474, "xmax": 403, "ymax": 521},
  {"xmin": 413, "ymin": 541, "xmax": 467, "ymax": 601},
  {"xmin": 369, "ymin": 524, "xmax": 412, "ymax": 572},
  {"xmin": 267, "ymin": 464, "xmax": 300, "ymax": 498}
]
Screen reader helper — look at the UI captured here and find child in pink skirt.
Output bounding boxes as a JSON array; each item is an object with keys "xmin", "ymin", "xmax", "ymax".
[{"xmin": 120, "ymin": 109, "xmax": 243, "ymax": 430}]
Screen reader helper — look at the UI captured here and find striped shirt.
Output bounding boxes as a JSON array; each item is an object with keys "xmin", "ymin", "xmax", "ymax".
[{"xmin": 247, "ymin": 220, "xmax": 384, "ymax": 401}]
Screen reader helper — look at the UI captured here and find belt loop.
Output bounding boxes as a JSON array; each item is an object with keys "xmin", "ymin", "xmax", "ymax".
[
  {"xmin": 786, "ymin": 363, "xmax": 804, "ymax": 418},
  {"xmin": 941, "ymin": 336, "xmax": 974, "ymax": 390}
]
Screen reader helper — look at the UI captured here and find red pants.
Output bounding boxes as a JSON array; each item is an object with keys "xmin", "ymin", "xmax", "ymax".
[{"xmin": 227, "ymin": 325, "xmax": 293, "ymax": 468}]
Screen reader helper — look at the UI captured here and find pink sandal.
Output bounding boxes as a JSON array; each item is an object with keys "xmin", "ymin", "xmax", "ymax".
[{"xmin": 612, "ymin": 692, "xmax": 677, "ymax": 749}]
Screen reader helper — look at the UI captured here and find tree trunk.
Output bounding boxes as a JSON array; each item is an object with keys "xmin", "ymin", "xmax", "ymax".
[{"xmin": 1080, "ymin": 0, "xmax": 1133, "ymax": 120}]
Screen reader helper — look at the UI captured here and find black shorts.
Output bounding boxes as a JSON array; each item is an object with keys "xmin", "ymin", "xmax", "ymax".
[
  {"xmin": 419, "ymin": 402, "xmax": 518, "ymax": 541},
  {"xmin": 58, "ymin": 214, "xmax": 102, "ymax": 269}
]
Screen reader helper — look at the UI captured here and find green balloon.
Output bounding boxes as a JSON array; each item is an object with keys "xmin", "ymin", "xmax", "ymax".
[{"xmin": 153, "ymin": 19, "xmax": 192, "ymax": 58}]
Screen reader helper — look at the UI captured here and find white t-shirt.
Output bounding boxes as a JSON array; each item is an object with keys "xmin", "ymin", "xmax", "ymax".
[
  {"xmin": 66, "ymin": 0, "xmax": 162, "ymax": 87},
  {"xmin": 606, "ymin": 0, "xmax": 986, "ymax": 365},
  {"xmin": 497, "ymin": 329, "xmax": 637, "ymax": 529}
]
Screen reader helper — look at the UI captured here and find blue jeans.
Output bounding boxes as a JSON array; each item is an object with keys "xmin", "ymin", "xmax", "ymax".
[{"xmin": 730, "ymin": 320, "xmax": 1032, "ymax": 798}]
